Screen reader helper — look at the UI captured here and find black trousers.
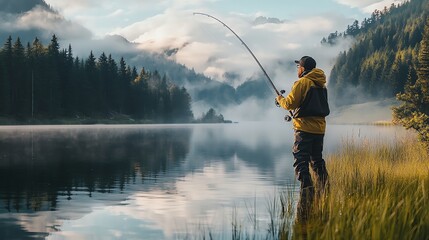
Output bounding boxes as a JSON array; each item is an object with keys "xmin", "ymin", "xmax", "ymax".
[{"xmin": 293, "ymin": 130, "xmax": 326, "ymax": 181}]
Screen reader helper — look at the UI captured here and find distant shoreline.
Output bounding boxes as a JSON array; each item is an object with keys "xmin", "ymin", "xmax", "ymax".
[{"xmin": 0, "ymin": 117, "xmax": 234, "ymax": 126}]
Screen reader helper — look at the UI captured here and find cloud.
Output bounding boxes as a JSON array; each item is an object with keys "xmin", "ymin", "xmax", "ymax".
[
  {"xmin": 102, "ymin": 9, "xmax": 125, "ymax": 18},
  {"xmin": 42, "ymin": 0, "xmax": 364, "ymax": 89},
  {"xmin": 0, "ymin": 6, "xmax": 92, "ymax": 42},
  {"xmin": 19, "ymin": 6, "xmax": 92, "ymax": 39},
  {"xmin": 362, "ymin": 0, "xmax": 405, "ymax": 13},
  {"xmin": 44, "ymin": 0, "xmax": 172, "ymax": 37},
  {"xmin": 113, "ymin": 9, "xmax": 353, "ymax": 88},
  {"xmin": 30, "ymin": 0, "xmax": 397, "ymax": 122},
  {"xmin": 335, "ymin": 0, "xmax": 405, "ymax": 12},
  {"xmin": 45, "ymin": 0, "xmax": 164, "ymax": 13},
  {"xmin": 335, "ymin": 0, "xmax": 385, "ymax": 8}
]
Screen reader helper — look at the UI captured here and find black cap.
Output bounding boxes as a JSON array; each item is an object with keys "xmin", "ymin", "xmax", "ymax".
[{"xmin": 294, "ymin": 56, "xmax": 316, "ymax": 70}]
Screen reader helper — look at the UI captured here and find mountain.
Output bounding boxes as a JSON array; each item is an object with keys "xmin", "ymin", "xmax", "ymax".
[
  {"xmin": 120, "ymin": 50, "xmax": 239, "ymax": 108},
  {"xmin": 326, "ymin": 0, "xmax": 428, "ymax": 106},
  {"xmin": 0, "ymin": 0, "xmax": 273, "ymax": 114},
  {"xmin": 0, "ymin": 0, "xmax": 92, "ymax": 43},
  {"xmin": 0, "ymin": 0, "xmax": 51, "ymax": 14},
  {"xmin": 0, "ymin": 0, "xmax": 240, "ymax": 110},
  {"xmin": 253, "ymin": 16, "xmax": 283, "ymax": 25}
]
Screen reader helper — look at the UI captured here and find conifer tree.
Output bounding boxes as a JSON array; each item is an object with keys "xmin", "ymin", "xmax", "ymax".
[
  {"xmin": 47, "ymin": 34, "xmax": 62, "ymax": 115},
  {"xmin": 327, "ymin": 0, "xmax": 426, "ymax": 106},
  {"xmin": 0, "ymin": 35, "xmax": 195, "ymax": 123},
  {"xmin": 12, "ymin": 37, "xmax": 28, "ymax": 117},
  {"xmin": 394, "ymin": 17, "xmax": 429, "ymax": 146},
  {"xmin": 0, "ymin": 36, "xmax": 13, "ymax": 115}
]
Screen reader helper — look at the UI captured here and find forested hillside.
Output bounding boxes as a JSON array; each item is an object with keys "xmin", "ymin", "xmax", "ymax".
[
  {"xmin": 393, "ymin": 17, "xmax": 429, "ymax": 146},
  {"xmin": 326, "ymin": 0, "xmax": 428, "ymax": 106},
  {"xmin": 127, "ymin": 51, "xmax": 240, "ymax": 108},
  {"xmin": 0, "ymin": 35, "xmax": 194, "ymax": 123}
]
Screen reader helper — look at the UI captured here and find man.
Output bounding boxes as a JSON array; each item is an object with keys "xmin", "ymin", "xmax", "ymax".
[{"xmin": 275, "ymin": 56, "xmax": 329, "ymax": 197}]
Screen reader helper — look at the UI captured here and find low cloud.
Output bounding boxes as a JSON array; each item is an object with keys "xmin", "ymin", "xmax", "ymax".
[
  {"xmin": 5, "ymin": 0, "xmax": 395, "ymax": 123},
  {"xmin": 45, "ymin": 0, "xmax": 167, "ymax": 13},
  {"xmin": 0, "ymin": 6, "xmax": 91, "ymax": 42},
  {"xmin": 362, "ymin": 0, "xmax": 405, "ymax": 13},
  {"xmin": 335, "ymin": 0, "xmax": 387, "ymax": 8},
  {"xmin": 329, "ymin": 99, "xmax": 397, "ymax": 124},
  {"xmin": 108, "ymin": 6, "xmax": 359, "ymax": 122},
  {"xmin": 113, "ymin": 9, "xmax": 353, "ymax": 88},
  {"xmin": 335, "ymin": 0, "xmax": 405, "ymax": 12}
]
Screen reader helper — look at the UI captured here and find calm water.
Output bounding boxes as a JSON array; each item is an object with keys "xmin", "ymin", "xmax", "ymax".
[{"xmin": 0, "ymin": 122, "xmax": 409, "ymax": 239}]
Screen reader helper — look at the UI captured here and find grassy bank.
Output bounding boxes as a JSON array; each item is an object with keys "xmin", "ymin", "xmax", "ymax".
[
  {"xmin": 181, "ymin": 133, "xmax": 429, "ymax": 240},
  {"xmin": 292, "ymin": 135, "xmax": 429, "ymax": 240}
]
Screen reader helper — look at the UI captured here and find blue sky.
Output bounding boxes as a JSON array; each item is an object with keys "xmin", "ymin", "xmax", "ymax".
[{"xmin": 44, "ymin": 0, "xmax": 402, "ymax": 37}]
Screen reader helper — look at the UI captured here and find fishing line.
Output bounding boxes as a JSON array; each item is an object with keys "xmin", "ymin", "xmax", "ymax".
[
  {"xmin": 193, "ymin": 12, "xmax": 280, "ymax": 96},
  {"xmin": 193, "ymin": 12, "xmax": 293, "ymax": 121}
]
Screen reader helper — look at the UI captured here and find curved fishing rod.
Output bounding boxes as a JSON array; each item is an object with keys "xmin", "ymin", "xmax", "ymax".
[
  {"xmin": 193, "ymin": 12, "xmax": 294, "ymax": 121},
  {"xmin": 193, "ymin": 12, "xmax": 280, "ymax": 96}
]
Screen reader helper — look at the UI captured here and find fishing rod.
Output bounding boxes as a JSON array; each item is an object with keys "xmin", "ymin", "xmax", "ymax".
[{"xmin": 193, "ymin": 12, "xmax": 293, "ymax": 121}]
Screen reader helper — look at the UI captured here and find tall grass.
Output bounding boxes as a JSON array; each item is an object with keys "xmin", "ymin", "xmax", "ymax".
[
  {"xmin": 181, "ymin": 134, "xmax": 429, "ymax": 239},
  {"xmin": 293, "ymin": 135, "xmax": 429, "ymax": 240}
]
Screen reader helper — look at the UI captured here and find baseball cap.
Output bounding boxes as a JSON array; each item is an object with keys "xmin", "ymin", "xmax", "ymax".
[{"xmin": 294, "ymin": 56, "xmax": 316, "ymax": 70}]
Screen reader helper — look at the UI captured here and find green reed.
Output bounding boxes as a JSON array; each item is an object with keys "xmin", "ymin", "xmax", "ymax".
[
  {"xmin": 182, "ymin": 133, "xmax": 429, "ymax": 240},
  {"xmin": 292, "ymin": 134, "xmax": 429, "ymax": 240}
]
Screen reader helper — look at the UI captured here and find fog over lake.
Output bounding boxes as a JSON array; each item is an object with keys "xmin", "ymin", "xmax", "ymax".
[{"xmin": 0, "ymin": 123, "xmax": 409, "ymax": 239}]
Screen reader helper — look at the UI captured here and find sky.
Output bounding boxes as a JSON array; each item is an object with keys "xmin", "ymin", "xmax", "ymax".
[
  {"xmin": 40, "ymin": 0, "xmax": 404, "ymax": 120},
  {"xmin": 44, "ymin": 0, "xmax": 401, "ymax": 38},
  {"xmin": 41, "ymin": 0, "xmax": 404, "ymax": 85}
]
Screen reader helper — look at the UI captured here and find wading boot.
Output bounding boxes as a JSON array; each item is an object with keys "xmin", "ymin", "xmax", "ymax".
[
  {"xmin": 296, "ymin": 175, "xmax": 314, "ymax": 222},
  {"xmin": 299, "ymin": 176, "xmax": 314, "ymax": 203},
  {"xmin": 314, "ymin": 166, "xmax": 329, "ymax": 195}
]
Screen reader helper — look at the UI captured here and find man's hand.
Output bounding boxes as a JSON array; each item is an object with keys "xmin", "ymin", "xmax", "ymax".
[{"xmin": 275, "ymin": 95, "xmax": 284, "ymax": 107}]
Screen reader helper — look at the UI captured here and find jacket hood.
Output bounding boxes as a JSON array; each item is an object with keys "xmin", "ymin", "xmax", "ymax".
[{"xmin": 303, "ymin": 68, "xmax": 326, "ymax": 86}]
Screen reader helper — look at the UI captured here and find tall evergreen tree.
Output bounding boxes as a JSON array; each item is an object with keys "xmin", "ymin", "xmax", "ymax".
[
  {"xmin": 107, "ymin": 54, "xmax": 118, "ymax": 112},
  {"xmin": 31, "ymin": 37, "xmax": 48, "ymax": 115},
  {"xmin": 12, "ymin": 37, "xmax": 28, "ymax": 117},
  {"xmin": 47, "ymin": 34, "xmax": 62, "ymax": 115},
  {"xmin": 394, "ymin": 17, "xmax": 429, "ymax": 146},
  {"xmin": 97, "ymin": 52, "xmax": 109, "ymax": 112},
  {"xmin": 0, "ymin": 35, "xmax": 195, "ymax": 123},
  {"xmin": 0, "ymin": 36, "xmax": 13, "ymax": 115},
  {"xmin": 327, "ymin": 0, "xmax": 427, "ymax": 106},
  {"xmin": 117, "ymin": 57, "xmax": 128, "ymax": 114},
  {"xmin": 84, "ymin": 51, "xmax": 97, "ymax": 115}
]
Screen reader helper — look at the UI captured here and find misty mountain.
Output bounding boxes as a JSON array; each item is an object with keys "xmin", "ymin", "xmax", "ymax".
[
  {"xmin": 127, "ymin": 49, "xmax": 276, "ymax": 107},
  {"xmin": 0, "ymin": 0, "xmax": 51, "ymax": 14},
  {"xmin": 253, "ymin": 16, "xmax": 283, "ymax": 25},
  {"xmin": 236, "ymin": 79, "xmax": 272, "ymax": 100},
  {"xmin": 0, "ymin": 0, "xmax": 269, "ymax": 111},
  {"xmin": 0, "ymin": 0, "xmax": 92, "ymax": 43},
  {"xmin": 119, "ymin": 49, "xmax": 238, "ymax": 107},
  {"xmin": 326, "ymin": 0, "xmax": 427, "ymax": 106}
]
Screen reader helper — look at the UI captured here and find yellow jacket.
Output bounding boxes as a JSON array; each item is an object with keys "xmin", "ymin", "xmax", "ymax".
[{"xmin": 276, "ymin": 68, "xmax": 327, "ymax": 134}]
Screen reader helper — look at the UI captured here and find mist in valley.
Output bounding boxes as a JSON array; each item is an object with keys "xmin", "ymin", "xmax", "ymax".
[{"xmin": 0, "ymin": 0, "xmax": 401, "ymax": 124}]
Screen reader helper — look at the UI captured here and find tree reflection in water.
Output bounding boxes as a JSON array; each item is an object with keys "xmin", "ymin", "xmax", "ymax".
[{"xmin": 0, "ymin": 125, "xmax": 191, "ymax": 239}]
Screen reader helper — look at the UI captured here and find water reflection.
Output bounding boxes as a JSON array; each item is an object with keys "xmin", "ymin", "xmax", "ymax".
[
  {"xmin": 0, "ymin": 123, "xmax": 409, "ymax": 239},
  {"xmin": 0, "ymin": 125, "xmax": 192, "ymax": 239}
]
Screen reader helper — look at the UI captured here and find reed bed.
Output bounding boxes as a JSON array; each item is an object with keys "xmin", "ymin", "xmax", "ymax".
[
  {"xmin": 182, "ymin": 134, "xmax": 429, "ymax": 240},
  {"xmin": 293, "ymin": 135, "xmax": 429, "ymax": 240}
]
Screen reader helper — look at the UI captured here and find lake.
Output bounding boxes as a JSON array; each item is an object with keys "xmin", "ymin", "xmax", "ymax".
[{"xmin": 0, "ymin": 122, "xmax": 409, "ymax": 239}]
